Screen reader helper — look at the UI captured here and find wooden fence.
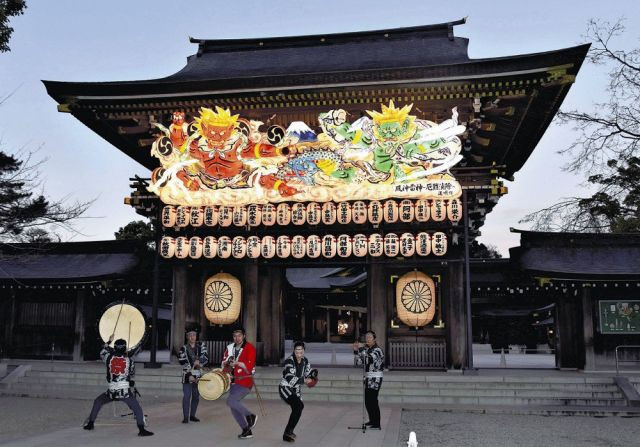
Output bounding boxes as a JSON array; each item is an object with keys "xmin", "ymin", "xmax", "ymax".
[{"xmin": 389, "ymin": 342, "xmax": 446, "ymax": 369}]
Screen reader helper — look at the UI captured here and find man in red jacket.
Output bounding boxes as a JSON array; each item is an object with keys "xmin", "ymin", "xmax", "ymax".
[{"xmin": 222, "ymin": 328, "xmax": 257, "ymax": 439}]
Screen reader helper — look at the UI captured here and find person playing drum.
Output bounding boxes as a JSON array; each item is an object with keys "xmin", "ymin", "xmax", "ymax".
[
  {"xmin": 353, "ymin": 330, "xmax": 384, "ymax": 429},
  {"xmin": 178, "ymin": 326, "xmax": 209, "ymax": 423},
  {"xmin": 83, "ymin": 335, "xmax": 153, "ymax": 436},
  {"xmin": 222, "ymin": 327, "xmax": 257, "ymax": 440}
]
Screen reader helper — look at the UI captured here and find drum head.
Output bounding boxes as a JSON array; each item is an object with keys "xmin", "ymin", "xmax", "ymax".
[
  {"xmin": 212, "ymin": 368, "xmax": 231, "ymax": 393},
  {"xmin": 198, "ymin": 372, "xmax": 225, "ymax": 400},
  {"xmin": 98, "ymin": 303, "xmax": 147, "ymax": 352}
]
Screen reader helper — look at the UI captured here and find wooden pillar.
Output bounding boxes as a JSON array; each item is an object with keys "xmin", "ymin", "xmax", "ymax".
[
  {"xmin": 367, "ymin": 263, "xmax": 387, "ymax": 361},
  {"xmin": 556, "ymin": 292, "xmax": 583, "ymax": 369},
  {"xmin": 446, "ymin": 261, "xmax": 467, "ymax": 369},
  {"xmin": 243, "ymin": 264, "xmax": 259, "ymax": 345},
  {"xmin": 3, "ymin": 289, "xmax": 17, "ymax": 358},
  {"xmin": 269, "ymin": 266, "xmax": 283, "ymax": 364},
  {"xmin": 582, "ymin": 286, "xmax": 595, "ymax": 370},
  {"xmin": 326, "ymin": 309, "xmax": 331, "ymax": 342},
  {"xmin": 171, "ymin": 265, "xmax": 188, "ymax": 357},
  {"xmin": 73, "ymin": 289, "xmax": 87, "ymax": 361},
  {"xmin": 258, "ymin": 267, "xmax": 271, "ymax": 364}
]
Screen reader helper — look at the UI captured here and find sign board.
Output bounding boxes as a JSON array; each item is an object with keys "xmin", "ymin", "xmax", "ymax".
[{"xmin": 598, "ymin": 300, "xmax": 640, "ymax": 334}]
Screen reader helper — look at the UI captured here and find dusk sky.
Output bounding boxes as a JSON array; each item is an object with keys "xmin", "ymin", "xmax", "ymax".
[{"xmin": 1, "ymin": 0, "xmax": 638, "ymax": 254}]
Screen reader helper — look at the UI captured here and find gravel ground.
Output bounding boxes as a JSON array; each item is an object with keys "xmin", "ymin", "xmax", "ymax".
[
  {"xmin": 400, "ymin": 410, "xmax": 640, "ymax": 447},
  {"xmin": 0, "ymin": 395, "xmax": 174, "ymax": 444}
]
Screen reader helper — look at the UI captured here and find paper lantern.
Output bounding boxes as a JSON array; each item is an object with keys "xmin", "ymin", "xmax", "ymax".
[
  {"xmin": 431, "ymin": 232, "xmax": 448, "ymax": 256},
  {"xmin": 337, "ymin": 202, "xmax": 352, "ymax": 224},
  {"xmin": 276, "ymin": 203, "xmax": 291, "ymax": 226},
  {"xmin": 247, "ymin": 204, "xmax": 262, "ymax": 227},
  {"xmin": 161, "ymin": 206, "xmax": 176, "ymax": 227},
  {"xmin": 204, "ymin": 273, "xmax": 241, "ymax": 325},
  {"xmin": 176, "ymin": 206, "xmax": 190, "ymax": 228},
  {"xmin": 292, "ymin": 203, "xmax": 306, "ymax": 225},
  {"xmin": 337, "ymin": 234, "xmax": 352, "ymax": 258},
  {"xmin": 399, "ymin": 233, "xmax": 416, "ymax": 257},
  {"xmin": 203, "ymin": 236, "xmax": 218, "ymax": 258},
  {"xmin": 322, "ymin": 235, "xmax": 337, "ymax": 258},
  {"xmin": 368, "ymin": 234, "xmax": 383, "ymax": 257},
  {"xmin": 430, "ymin": 200, "xmax": 446, "ymax": 222},
  {"xmin": 204, "ymin": 206, "xmax": 218, "ymax": 226},
  {"xmin": 306, "ymin": 235, "xmax": 321, "ymax": 258},
  {"xmin": 246, "ymin": 236, "xmax": 261, "ymax": 258},
  {"xmin": 396, "ymin": 271, "xmax": 436, "ymax": 327},
  {"xmin": 416, "ymin": 233, "xmax": 431, "ymax": 256},
  {"xmin": 384, "ymin": 233, "xmax": 399, "ymax": 257},
  {"xmin": 218, "ymin": 206, "xmax": 233, "ymax": 227},
  {"xmin": 159, "ymin": 236, "xmax": 175, "ymax": 258},
  {"xmin": 232, "ymin": 206, "xmax": 247, "ymax": 226},
  {"xmin": 367, "ymin": 200, "xmax": 383, "ymax": 224},
  {"xmin": 306, "ymin": 203, "xmax": 322, "ymax": 225},
  {"xmin": 276, "ymin": 235, "xmax": 291, "ymax": 258},
  {"xmin": 190, "ymin": 207, "xmax": 204, "ymax": 227},
  {"xmin": 322, "ymin": 202, "xmax": 337, "ymax": 225},
  {"xmin": 399, "ymin": 200, "xmax": 414, "ymax": 223},
  {"xmin": 291, "ymin": 235, "xmax": 306, "ymax": 259},
  {"xmin": 175, "ymin": 236, "xmax": 189, "ymax": 259},
  {"xmin": 217, "ymin": 236, "xmax": 232, "ymax": 258},
  {"xmin": 261, "ymin": 235, "xmax": 276, "ymax": 258},
  {"xmin": 352, "ymin": 201, "xmax": 367, "ymax": 224},
  {"xmin": 383, "ymin": 200, "xmax": 398, "ymax": 223},
  {"xmin": 352, "ymin": 234, "xmax": 368, "ymax": 257},
  {"xmin": 189, "ymin": 237, "xmax": 203, "ymax": 259},
  {"xmin": 447, "ymin": 199, "xmax": 462, "ymax": 223},
  {"xmin": 415, "ymin": 199, "xmax": 430, "ymax": 222},
  {"xmin": 262, "ymin": 204, "xmax": 276, "ymax": 226},
  {"xmin": 231, "ymin": 236, "xmax": 247, "ymax": 259}
]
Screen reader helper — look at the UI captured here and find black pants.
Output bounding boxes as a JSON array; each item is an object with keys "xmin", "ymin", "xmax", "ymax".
[
  {"xmin": 364, "ymin": 387, "xmax": 380, "ymax": 426},
  {"xmin": 182, "ymin": 382, "xmax": 200, "ymax": 419},
  {"xmin": 89, "ymin": 392, "xmax": 145, "ymax": 426},
  {"xmin": 280, "ymin": 389, "xmax": 304, "ymax": 434}
]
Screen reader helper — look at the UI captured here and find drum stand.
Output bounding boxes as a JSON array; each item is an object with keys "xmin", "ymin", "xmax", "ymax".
[{"xmin": 347, "ymin": 352, "xmax": 370, "ymax": 433}]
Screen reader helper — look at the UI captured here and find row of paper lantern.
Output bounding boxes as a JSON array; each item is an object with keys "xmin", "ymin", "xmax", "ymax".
[
  {"xmin": 160, "ymin": 232, "xmax": 448, "ymax": 259},
  {"xmin": 161, "ymin": 199, "xmax": 461, "ymax": 228}
]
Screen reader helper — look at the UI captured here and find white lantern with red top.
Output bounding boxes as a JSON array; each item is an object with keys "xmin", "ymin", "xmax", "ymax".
[
  {"xmin": 188, "ymin": 237, "xmax": 203, "ymax": 258},
  {"xmin": 399, "ymin": 200, "xmax": 414, "ymax": 223},
  {"xmin": 204, "ymin": 206, "xmax": 218, "ymax": 226},
  {"xmin": 232, "ymin": 206, "xmax": 247, "ymax": 226},
  {"xmin": 447, "ymin": 198, "xmax": 462, "ymax": 223},
  {"xmin": 306, "ymin": 203, "xmax": 322, "ymax": 225},
  {"xmin": 246, "ymin": 236, "xmax": 261, "ymax": 258},
  {"xmin": 368, "ymin": 233, "xmax": 384, "ymax": 257},
  {"xmin": 159, "ymin": 236, "xmax": 175, "ymax": 258},
  {"xmin": 218, "ymin": 206, "xmax": 233, "ymax": 227},
  {"xmin": 383, "ymin": 200, "xmax": 398, "ymax": 223},
  {"xmin": 261, "ymin": 235, "xmax": 276, "ymax": 258},
  {"xmin": 337, "ymin": 234, "xmax": 352, "ymax": 258},
  {"xmin": 399, "ymin": 233, "xmax": 415, "ymax": 257},
  {"xmin": 322, "ymin": 235, "xmax": 337, "ymax": 258},
  {"xmin": 431, "ymin": 231, "xmax": 448, "ymax": 256},
  {"xmin": 415, "ymin": 199, "xmax": 430, "ymax": 222},
  {"xmin": 217, "ymin": 236, "xmax": 232, "ymax": 258},
  {"xmin": 231, "ymin": 236, "xmax": 247, "ymax": 258},
  {"xmin": 352, "ymin": 201, "xmax": 367, "ymax": 224},
  {"xmin": 384, "ymin": 233, "xmax": 400, "ymax": 257},
  {"xmin": 262, "ymin": 204, "xmax": 276, "ymax": 226},
  {"xmin": 161, "ymin": 206, "xmax": 176, "ymax": 227},
  {"xmin": 292, "ymin": 203, "xmax": 306, "ymax": 225},
  {"xmin": 430, "ymin": 200, "xmax": 446, "ymax": 222},
  {"xmin": 291, "ymin": 235, "xmax": 306, "ymax": 259},
  {"xmin": 175, "ymin": 236, "xmax": 189, "ymax": 259},
  {"xmin": 416, "ymin": 232, "xmax": 431, "ymax": 256},
  {"xmin": 306, "ymin": 235, "xmax": 321, "ymax": 258},
  {"xmin": 368, "ymin": 200, "xmax": 383, "ymax": 224},
  {"xmin": 176, "ymin": 206, "xmax": 190, "ymax": 228},
  {"xmin": 276, "ymin": 203, "xmax": 291, "ymax": 226},
  {"xmin": 337, "ymin": 202, "xmax": 352, "ymax": 224},
  {"xmin": 190, "ymin": 207, "xmax": 204, "ymax": 227},
  {"xmin": 352, "ymin": 234, "xmax": 368, "ymax": 257},
  {"xmin": 276, "ymin": 235, "xmax": 292, "ymax": 258},
  {"xmin": 247, "ymin": 204, "xmax": 262, "ymax": 227},
  {"xmin": 203, "ymin": 236, "xmax": 218, "ymax": 258},
  {"xmin": 321, "ymin": 202, "xmax": 337, "ymax": 225}
]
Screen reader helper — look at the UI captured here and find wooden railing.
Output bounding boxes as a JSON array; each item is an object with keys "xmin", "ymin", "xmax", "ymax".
[{"xmin": 389, "ymin": 342, "xmax": 446, "ymax": 369}]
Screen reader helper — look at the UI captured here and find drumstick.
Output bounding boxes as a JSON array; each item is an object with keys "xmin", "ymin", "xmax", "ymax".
[
  {"xmin": 109, "ymin": 298, "xmax": 126, "ymax": 344},
  {"xmin": 127, "ymin": 321, "xmax": 131, "ymax": 352}
]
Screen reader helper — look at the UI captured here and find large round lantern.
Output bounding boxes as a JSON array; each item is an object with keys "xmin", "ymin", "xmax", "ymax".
[
  {"xmin": 322, "ymin": 202, "xmax": 337, "ymax": 225},
  {"xmin": 246, "ymin": 236, "xmax": 261, "ymax": 258},
  {"xmin": 276, "ymin": 235, "xmax": 291, "ymax": 258},
  {"xmin": 383, "ymin": 200, "xmax": 398, "ymax": 223},
  {"xmin": 322, "ymin": 235, "xmax": 337, "ymax": 258},
  {"xmin": 276, "ymin": 203, "xmax": 291, "ymax": 226},
  {"xmin": 368, "ymin": 234, "xmax": 384, "ymax": 257},
  {"xmin": 399, "ymin": 233, "xmax": 416, "ymax": 257},
  {"xmin": 430, "ymin": 200, "xmax": 446, "ymax": 222},
  {"xmin": 399, "ymin": 200, "xmax": 414, "ymax": 223},
  {"xmin": 159, "ymin": 236, "xmax": 175, "ymax": 258},
  {"xmin": 203, "ymin": 236, "xmax": 218, "ymax": 258},
  {"xmin": 291, "ymin": 203, "xmax": 306, "ymax": 225},
  {"xmin": 337, "ymin": 234, "xmax": 352, "ymax": 258},
  {"xmin": 352, "ymin": 201, "xmax": 367, "ymax": 224},
  {"xmin": 217, "ymin": 236, "xmax": 232, "ymax": 258},
  {"xmin": 247, "ymin": 204, "xmax": 262, "ymax": 227},
  {"xmin": 176, "ymin": 206, "xmax": 190, "ymax": 228},
  {"xmin": 204, "ymin": 206, "xmax": 218, "ymax": 226},
  {"xmin": 232, "ymin": 206, "xmax": 247, "ymax": 227},
  {"xmin": 337, "ymin": 202, "xmax": 352, "ymax": 224},
  {"xmin": 306, "ymin": 235, "xmax": 322, "ymax": 259},
  {"xmin": 189, "ymin": 237, "xmax": 203, "ymax": 259},
  {"xmin": 415, "ymin": 199, "xmax": 430, "ymax": 222},
  {"xmin": 352, "ymin": 234, "xmax": 368, "ymax": 257},
  {"xmin": 368, "ymin": 200, "xmax": 383, "ymax": 224},
  {"xmin": 262, "ymin": 204, "xmax": 276, "ymax": 226},
  {"xmin": 218, "ymin": 206, "xmax": 233, "ymax": 227},
  {"xmin": 447, "ymin": 199, "xmax": 462, "ymax": 223},
  {"xmin": 175, "ymin": 236, "xmax": 189, "ymax": 259},
  {"xmin": 291, "ymin": 235, "xmax": 306, "ymax": 259},
  {"xmin": 190, "ymin": 207, "xmax": 204, "ymax": 227},
  {"xmin": 204, "ymin": 273, "xmax": 241, "ymax": 325},
  {"xmin": 231, "ymin": 236, "xmax": 247, "ymax": 259},
  {"xmin": 396, "ymin": 271, "xmax": 437, "ymax": 327},
  {"xmin": 384, "ymin": 233, "xmax": 400, "ymax": 257},
  {"xmin": 431, "ymin": 232, "xmax": 448, "ymax": 256},
  {"xmin": 161, "ymin": 206, "xmax": 176, "ymax": 227},
  {"xmin": 306, "ymin": 203, "xmax": 322, "ymax": 225},
  {"xmin": 416, "ymin": 233, "xmax": 431, "ymax": 256},
  {"xmin": 261, "ymin": 235, "xmax": 276, "ymax": 258}
]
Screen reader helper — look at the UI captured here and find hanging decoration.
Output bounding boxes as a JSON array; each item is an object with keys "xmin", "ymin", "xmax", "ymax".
[
  {"xmin": 367, "ymin": 200, "xmax": 383, "ymax": 224},
  {"xmin": 399, "ymin": 199, "xmax": 414, "ymax": 223},
  {"xmin": 160, "ymin": 236, "xmax": 175, "ymax": 258},
  {"xmin": 204, "ymin": 272, "xmax": 241, "ymax": 325},
  {"xmin": 322, "ymin": 234, "xmax": 337, "ymax": 258},
  {"xmin": 352, "ymin": 201, "xmax": 367, "ymax": 224},
  {"xmin": 247, "ymin": 235, "xmax": 261, "ymax": 258},
  {"xmin": 415, "ymin": 199, "xmax": 430, "ymax": 222},
  {"xmin": 203, "ymin": 236, "xmax": 217, "ymax": 258},
  {"xmin": 352, "ymin": 234, "xmax": 368, "ymax": 257},
  {"xmin": 337, "ymin": 202, "xmax": 351, "ymax": 224},
  {"xmin": 204, "ymin": 205, "xmax": 218, "ymax": 226},
  {"xmin": 262, "ymin": 204, "xmax": 276, "ymax": 226},
  {"xmin": 306, "ymin": 235, "xmax": 322, "ymax": 258},
  {"xmin": 383, "ymin": 200, "xmax": 398, "ymax": 223},
  {"xmin": 176, "ymin": 206, "xmax": 190, "ymax": 227},
  {"xmin": 231, "ymin": 236, "xmax": 247, "ymax": 259},
  {"xmin": 218, "ymin": 206, "xmax": 233, "ymax": 227},
  {"xmin": 337, "ymin": 234, "xmax": 352, "ymax": 258},
  {"xmin": 190, "ymin": 206, "xmax": 204, "ymax": 227},
  {"xmin": 368, "ymin": 234, "xmax": 384, "ymax": 257},
  {"xmin": 399, "ymin": 233, "xmax": 416, "ymax": 257},
  {"xmin": 447, "ymin": 198, "xmax": 462, "ymax": 222},
  {"xmin": 395, "ymin": 271, "xmax": 436, "ymax": 327},
  {"xmin": 291, "ymin": 235, "xmax": 306, "ymax": 259},
  {"xmin": 232, "ymin": 206, "xmax": 247, "ymax": 226},
  {"xmin": 416, "ymin": 232, "xmax": 431, "ymax": 256},
  {"xmin": 162, "ymin": 206, "xmax": 176, "ymax": 227},
  {"xmin": 430, "ymin": 200, "xmax": 446, "ymax": 222},
  {"xmin": 431, "ymin": 232, "xmax": 448, "ymax": 256},
  {"xmin": 321, "ymin": 202, "xmax": 337, "ymax": 225},
  {"xmin": 189, "ymin": 236, "xmax": 203, "ymax": 258},
  {"xmin": 307, "ymin": 203, "xmax": 322, "ymax": 225},
  {"xmin": 276, "ymin": 235, "xmax": 291, "ymax": 258},
  {"xmin": 291, "ymin": 203, "xmax": 306, "ymax": 225},
  {"xmin": 384, "ymin": 233, "xmax": 400, "ymax": 257},
  {"xmin": 217, "ymin": 236, "xmax": 232, "ymax": 258},
  {"xmin": 276, "ymin": 203, "xmax": 291, "ymax": 226},
  {"xmin": 175, "ymin": 236, "xmax": 189, "ymax": 259},
  {"xmin": 261, "ymin": 235, "xmax": 276, "ymax": 258},
  {"xmin": 247, "ymin": 204, "xmax": 262, "ymax": 227}
]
